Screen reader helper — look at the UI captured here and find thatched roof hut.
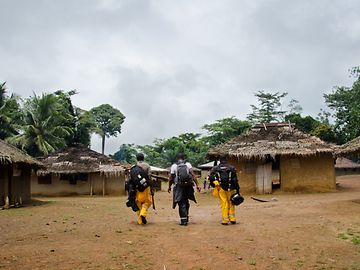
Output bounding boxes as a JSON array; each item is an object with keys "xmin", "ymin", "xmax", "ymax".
[
  {"xmin": 37, "ymin": 144, "xmax": 124, "ymax": 177},
  {"xmin": 207, "ymin": 123, "xmax": 336, "ymax": 160},
  {"xmin": 337, "ymin": 136, "xmax": 360, "ymax": 155},
  {"xmin": 207, "ymin": 123, "xmax": 337, "ymax": 194},
  {"xmin": 0, "ymin": 139, "xmax": 43, "ymax": 208},
  {"xmin": 32, "ymin": 145, "xmax": 126, "ymax": 196},
  {"xmin": 0, "ymin": 139, "xmax": 43, "ymax": 167},
  {"xmin": 335, "ymin": 157, "xmax": 360, "ymax": 169}
]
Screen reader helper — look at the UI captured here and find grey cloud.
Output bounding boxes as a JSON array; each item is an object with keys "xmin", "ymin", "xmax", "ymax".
[{"xmin": 1, "ymin": 0, "xmax": 360, "ymax": 154}]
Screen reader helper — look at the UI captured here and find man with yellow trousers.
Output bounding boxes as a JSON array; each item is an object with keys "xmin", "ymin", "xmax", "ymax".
[
  {"xmin": 209, "ymin": 155, "xmax": 240, "ymax": 225},
  {"xmin": 126, "ymin": 153, "xmax": 153, "ymax": 225}
]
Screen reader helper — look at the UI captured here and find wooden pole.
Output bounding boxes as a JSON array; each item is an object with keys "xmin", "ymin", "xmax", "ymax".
[
  {"xmin": 4, "ymin": 165, "xmax": 9, "ymax": 208},
  {"xmin": 90, "ymin": 174, "xmax": 93, "ymax": 196},
  {"xmin": 102, "ymin": 177, "xmax": 105, "ymax": 197}
]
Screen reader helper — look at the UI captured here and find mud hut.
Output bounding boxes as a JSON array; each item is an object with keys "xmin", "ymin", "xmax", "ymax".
[
  {"xmin": 335, "ymin": 157, "xmax": 360, "ymax": 176},
  {"xmin": 197, "ymin": 161, "xmax": 217, "ymax": 179},
  {"xmin": 32, "ymin": 145, "xmax": 125, "ymax": 196},
  {"xmin": 207, "ymin": 123, "xmax": 337, "ymax": 194},
  {"xmin": 337, "ymin": 136, "xmax": 360, "ymax": 156},
  {"xmin": 0, "ymin": 139, "xmax": 43, "ymax": 208},
  {"xmin": 150, "ymin": 166, "xmax": 169, "ymax": 191}
]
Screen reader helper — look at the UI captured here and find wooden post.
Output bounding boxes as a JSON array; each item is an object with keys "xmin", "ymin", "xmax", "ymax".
[
  {"xmin": 102, "ymin": 177, "xmax": 105, "ymax": 197},
  {"xmin": 4, "ymin": 165, "xmax": 9, "ymax": 208},
  {"xmin": 90, "ymin": 174, "xmax": 93, "ymax": 196}
]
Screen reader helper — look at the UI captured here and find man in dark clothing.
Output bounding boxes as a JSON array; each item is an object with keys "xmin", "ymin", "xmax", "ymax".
[
  {"xmin": 168, "ymin": 153, "xmax": 200, "ymax": 226},
  {"xmin": 209, "ymin": 155, "xmax": 240, "ymax": 225},
  {"xmin": 126, "ymin": 153, "xmax": 153, "ymax": 225}
]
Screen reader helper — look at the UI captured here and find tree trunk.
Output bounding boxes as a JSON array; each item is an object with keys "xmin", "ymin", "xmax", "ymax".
[{"xmin": 101, "ymin": 135, "xmax": 105, "ymax": 154}]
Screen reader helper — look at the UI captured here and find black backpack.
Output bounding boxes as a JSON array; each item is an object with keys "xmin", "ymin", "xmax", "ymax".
[
  {"xmin": 129, "ymin": 165, "xmax": 150, "ymax": 192},
  {"xmin": 216, "ymin": 165, "xmax": 235, "ymax": 191},
  {"xmin": 177, "ymin": 161, "xmax": 192, "ymax": 187}
]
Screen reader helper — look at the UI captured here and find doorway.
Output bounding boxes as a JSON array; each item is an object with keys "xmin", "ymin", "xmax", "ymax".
[{"xmin": 256, "ymin": 163, "xmax": 272, "ymax": 194}]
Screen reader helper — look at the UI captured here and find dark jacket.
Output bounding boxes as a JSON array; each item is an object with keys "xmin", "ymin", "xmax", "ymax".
[{"xmin": 209, "ymin": 162, "xmax": 240, "ymax": 192}]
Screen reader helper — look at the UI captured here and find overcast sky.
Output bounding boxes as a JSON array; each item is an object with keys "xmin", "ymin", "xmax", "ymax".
[{"xmin": 1, "ymin": 0, "xmax": 359, "ymax": 154}]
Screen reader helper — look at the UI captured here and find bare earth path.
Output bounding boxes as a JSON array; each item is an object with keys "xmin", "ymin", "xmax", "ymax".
[{"xmin": 1, "ymin": 175, "xmax": 360, "ymax": 270}]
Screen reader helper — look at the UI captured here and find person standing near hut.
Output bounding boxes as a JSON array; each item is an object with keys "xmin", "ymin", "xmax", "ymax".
[
  {"xmin": 168, "ymin": 153, "xmax": 201, "ymax": 226},
  {"xmin": 209, "ymin": 155, "xmax": 240, "ymax": 225},
  {"xmin": 127, "ymin": 153, "xmax": 153, "ymax": 225}
]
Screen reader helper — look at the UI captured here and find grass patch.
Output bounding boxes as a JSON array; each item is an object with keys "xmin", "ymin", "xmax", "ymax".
[
  {"xmin": 338, "ymin": 233, "xmax": 349, "ymax": 240},
  {"xmin": 338, "ymin": 228, "xmax": 360, "ymax": 246},
  {"xmin": 351, "ymin": 236, "xmax": 360, "ymax": 245}
]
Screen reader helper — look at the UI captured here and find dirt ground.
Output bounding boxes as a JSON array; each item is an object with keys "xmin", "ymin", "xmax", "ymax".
[{"xmin": 1, "ymin": 176, "xmax": 360, "ymax": 270}]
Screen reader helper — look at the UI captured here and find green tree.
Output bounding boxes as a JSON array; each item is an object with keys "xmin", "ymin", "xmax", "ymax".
[
  {"xmin": 311, "ymin": 123, "xmax": 337, "ymax": 143},
  {"xmin": 324, "ymin": 67, "xmax": 360, "ymax": 143},
  {"xmin": 285, "ymin": 113, "xmax": 319, "ymax": 134},
  {"xmin": 111, "ymin": 144, "xmax": 137, "ymax": 164},
  {"xmin": 285, "ymin": 113, "xmax": 338, "ymax": 143},
  {"xmin": 90, "ymin": 104, "xmax": 125, "ymax": 154},
  {"xmin": 202, "ymin": 117, "xmax": 251, "ymax": 146},
  {"xmin": 72, "ymin": 108, "xmax": 97, "ymax": 146},
  {"xmin": 9, "ymin": 93, "xmax": 74, "ymax": 156},
  {"xmin": 247, "ymin": 91, "xmax": 288, "ymax": 123},
  {"xmin": 0, "ymin": 82, "xmax": 23, "ymax": 139},
  {"xmin": 137, "ymin": 133, "xmax": 209, "ymax": 168},
  {"xmin": 52, "ymin": 90, "xmax": 97, "ymax": 147}
]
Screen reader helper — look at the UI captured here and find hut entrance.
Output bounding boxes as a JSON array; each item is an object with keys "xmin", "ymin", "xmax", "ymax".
[
  {"xmin": 256, "ymin": 163, "xmax": 272, "ymax": 194},
  {"xmin": 272, "ymin": 157, "xmax": 281, "ymax": 191}
]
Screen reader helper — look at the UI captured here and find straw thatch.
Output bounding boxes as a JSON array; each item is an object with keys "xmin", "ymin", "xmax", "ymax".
[
  {"xmin": 337, "ymin": 136, "xmax": 360, "ymax": 155},
  {"xmin": 207, "ymin": 123, "xmax": 336, "ymax": 160},
  {"xmin": 37, "ymin": 144, "xmax": 125, "ymax": 177},
  {"xmin": 197, "ymin": 161, "xmax": 216, "ymax": 170},
  {"xmin": 0, "ymin": 139, "xmax": 43, "ymax": 167},
  {"xmin": 335, "ymin": 157, "xmax": 360, "ymax": 169}
]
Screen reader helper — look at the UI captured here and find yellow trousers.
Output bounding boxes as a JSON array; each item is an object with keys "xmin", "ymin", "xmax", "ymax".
[
  {"xmin": 218, "ymin": 188, "xmax": 236, "ymax": 223},
  {"xmin": 135, "ymin": 187, "xmax": 152, "ymax": 224}
]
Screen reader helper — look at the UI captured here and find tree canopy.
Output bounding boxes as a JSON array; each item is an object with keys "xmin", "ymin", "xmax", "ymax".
[
  {"xmin": 202, "ymin": 117, "xmax": 251, "ymax": 147},
  {"xmin": 90, "ymin": 104, "xmax": 125, "ymax": 154},
  {"xmin": 324, "ymin": 67, "xmax": 360, "ymax": 143},
  {"xmin": 247, "ymin": 91, "xmax": 288, "ymax": 123},
  {"xmin": 0, "ymin": 82, "xmax": 22, "ymax": 140}
]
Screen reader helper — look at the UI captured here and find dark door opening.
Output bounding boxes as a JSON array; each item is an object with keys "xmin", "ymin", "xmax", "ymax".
[{"xmin": 272, "ymin": 156, "xmax": 281, "ymax": 190}]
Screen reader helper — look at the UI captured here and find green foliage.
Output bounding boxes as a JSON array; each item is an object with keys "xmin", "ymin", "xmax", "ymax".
[
  {"xmin": 285, "ymin": 113, "xmax": 338, "ymax": 143},
  {"xmin": 0, "ymin": 82, "xmax": 23, "ymax": 139},
  {"xmin": 72, "ymin": 108, "xmax": 97, "ymax": 146},
  {"xmin": 247, "ymin": 91, "xmax": 288, "ymax": 123},
  {"xmin": 285, "ymin": 113, "xmax": 319, "ymax": 134},
  {"xmin": 8, "ymin": 92, "xmax": 74, "ymax": 156},
  {"xmin": 137, "ymin": 133, "xmax": 209, "ymax": 168},
  {"xmin": 324, "ymin": 69, "xmax": 360, "ymax": 143},
  {"xmin": 111, "ymin": 144, "xmax": 137, "ymax": 164},
  {"xmin": 202, "ymin": 117, "xmax": 251, "ymax": 146},
  {"xmin": 311, "ymin": 123, "xmax": 337, "ymax": 143},
  {"xmin": 90, "ymin": 104, "xmax": 125, "ymax": 154}
]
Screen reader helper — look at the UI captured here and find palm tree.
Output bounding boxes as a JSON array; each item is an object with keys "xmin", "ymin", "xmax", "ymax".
[
  {"xmin": 0, "ymin": 82, "xmax": 22, "ymax": 139},
  {"xmin": 9, "ymin": 93, "xmax": 74, "ymax": 156}
]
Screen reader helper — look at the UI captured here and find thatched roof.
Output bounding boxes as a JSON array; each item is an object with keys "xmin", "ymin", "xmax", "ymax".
[
  {"xmin": 0, "ymin": 139, "xmax": 43, "ymax": 167},
  {"xmin": 197, "ymin": 161, "xmax": 217, "ymax": 169},
  {"xmin": 150, "ymin": 166, "xmax": 169, "ymax": 173},
  {"xmin": 207, "ymin": 123, "xmax": 336, "ymax": 160},
  {"xmin": 337, "ymin": 136, "xmax": 360, "ymax": 155},
  {"xmin": 37, "ymin": 144, "xmax": 125, "ymax": 176},
  {"xmin": 335, "ymin": 157, "xmax": 360, "ymax": 169}
]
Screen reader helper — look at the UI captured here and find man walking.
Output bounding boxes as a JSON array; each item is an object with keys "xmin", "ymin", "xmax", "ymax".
[
  {"xmin": 168, "ymin": 153, "xmax": 200, "ymax": 226},
  {"xmin": 127, "ymin": 153, "xmax": 153, "ymax": 225},
  {"xmin": 209, "ymin": 155, "xmax": 240, "ymax": 225}
]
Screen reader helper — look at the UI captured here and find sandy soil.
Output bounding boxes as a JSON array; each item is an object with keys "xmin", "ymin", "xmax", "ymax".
[{"xmin": 1, "ymin": 175, "xmax": 360, "ymax": 270}]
